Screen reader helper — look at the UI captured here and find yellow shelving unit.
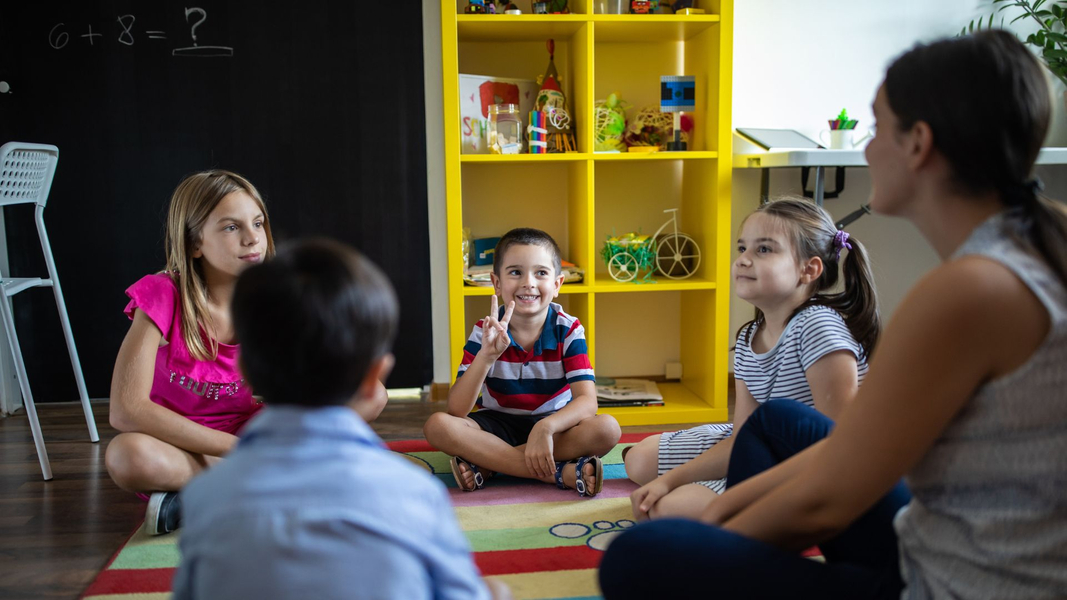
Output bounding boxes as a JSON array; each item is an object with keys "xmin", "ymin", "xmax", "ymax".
[{"xmin": 441, "ymin": 0, "xmax": 732, "ymax": 426}]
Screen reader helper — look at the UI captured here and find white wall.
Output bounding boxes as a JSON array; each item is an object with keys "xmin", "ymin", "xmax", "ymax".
[
  {"xmin": 424, "ymin": 0, "xmax": 1067, "ymax": 385},
  {"xmin": 729, "ymin": 0, "xmax": 1067, "ymax": 342},
  {"xmin": 423, "ymin": 0, "xmax": 454, "ymax": 386}
]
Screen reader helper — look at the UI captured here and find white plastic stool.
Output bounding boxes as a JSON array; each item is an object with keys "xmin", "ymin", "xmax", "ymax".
[{"xmin": 0, "ymin": 142, "xmax": 99, "ymax": 480}]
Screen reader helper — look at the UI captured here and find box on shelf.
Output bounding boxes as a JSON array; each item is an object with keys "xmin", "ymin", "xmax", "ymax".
[
  {"xmin": 471, "ymin": 237, "xmax": 500, "ymax": 267},
  {"xmin": 460, "ymin": 74, "xmax": 540, "ymax": 154}
]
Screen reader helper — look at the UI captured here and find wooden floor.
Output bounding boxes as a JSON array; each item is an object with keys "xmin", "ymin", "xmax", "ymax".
[{"xmin": 0, "ymin": 399, "xmax": 716, "ymax": 599}]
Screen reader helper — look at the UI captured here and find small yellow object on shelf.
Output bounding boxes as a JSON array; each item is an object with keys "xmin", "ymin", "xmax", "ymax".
[
  {"xmin": 628, "ymin": 145, "xmax": 659, "ymax": 153},
  {"xmin": 678, "ymin": 8, "xmax": 706, "ymax": 14}
]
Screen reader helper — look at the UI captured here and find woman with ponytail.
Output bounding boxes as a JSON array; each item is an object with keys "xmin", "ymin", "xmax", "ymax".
[
  {"xmin": 603, "ymin": 30, "xmax": 1067, "ymax": 600},
  {"xmin": 624, "ymin": 197, "xmax": 887, "ymax": 521}
]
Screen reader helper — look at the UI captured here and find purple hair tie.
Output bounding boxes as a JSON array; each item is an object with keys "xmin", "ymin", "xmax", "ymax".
[{"xmin": 833, "ymin": 230, "xmax": 852, "ymax": 261}]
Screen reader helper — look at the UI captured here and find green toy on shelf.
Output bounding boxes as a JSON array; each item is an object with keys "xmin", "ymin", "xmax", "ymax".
[
  {"xmin": 601, "ymin": 208, "xmax": 699, "ymax": 281},
  {"xmin": 601, "ymin": 208, "xmax": 702, "ymax": 283},
  {"xmin": 601, "ymin": 233, "xmax": 657, "ymax": 283},
  {"xmin": 594, "ymin": 92, "xmax": 629, "ymax": 152}
]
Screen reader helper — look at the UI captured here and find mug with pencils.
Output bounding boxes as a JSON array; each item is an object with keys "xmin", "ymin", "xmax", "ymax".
[{"xmin": 819, "ymin": 108, "xmax": 872, "ymax": 150}]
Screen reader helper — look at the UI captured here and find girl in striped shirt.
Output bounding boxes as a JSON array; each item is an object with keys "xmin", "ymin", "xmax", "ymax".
[{"xmin": 624, "ymin": 197, "xmax": 880, "ymax": 520}]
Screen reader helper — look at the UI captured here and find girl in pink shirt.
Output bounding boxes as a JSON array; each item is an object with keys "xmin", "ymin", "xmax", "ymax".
[{"xmin": 105, "ymin": 170, "xmax": 275, "ymax": 535}]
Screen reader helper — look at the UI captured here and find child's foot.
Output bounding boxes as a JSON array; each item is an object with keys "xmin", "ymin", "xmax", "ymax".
[
  {"xmin": 450, "ymin": 456, "xmax": 494, "ymax": 492},
  {"xmin": 555, "ymin": 456, "xmax": 604, "ymax": 497},
  {"xmin": 144, "ymin": 491, "xmax": 181, "ymax": 536}
]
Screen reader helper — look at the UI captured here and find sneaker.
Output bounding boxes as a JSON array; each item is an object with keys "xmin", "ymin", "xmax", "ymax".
[{"xmin": 144, "ymin": 491, "xmax": 181, "ymax": 536}]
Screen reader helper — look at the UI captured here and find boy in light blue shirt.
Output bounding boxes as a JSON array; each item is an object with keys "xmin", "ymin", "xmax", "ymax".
[{"xmin": 173, "ymin": 239, "xmax": 497, "ymax": 600}]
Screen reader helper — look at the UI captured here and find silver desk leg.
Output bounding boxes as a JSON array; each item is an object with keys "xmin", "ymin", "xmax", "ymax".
[{"xmin": 814, "ymin": 166, "xmax": 825, "ymax": 206}]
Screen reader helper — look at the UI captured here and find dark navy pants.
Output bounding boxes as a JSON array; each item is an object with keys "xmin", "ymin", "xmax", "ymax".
[{"xmin": 599, "ymin": 399, "xmax": 912, "ymax": 600}]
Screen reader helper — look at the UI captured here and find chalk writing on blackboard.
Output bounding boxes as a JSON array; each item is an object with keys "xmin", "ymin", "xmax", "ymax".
[
  {"xmin": 117, "ymin": 15, "xmax": 135, "ymax": 46},
  {"xmin": 79, "ymin": 24, "xmax": 102, "ymax": 46},
  {"xmin": 172, "ymin": 7, "xmax": 233, "ymax": 57},
  {"xmin": 46, "ymin": 7, "xmax": 232, "ymax": 57},
  {"xmin": 48, "ymin": 24, "xmax": 69, "ymax": 50}
]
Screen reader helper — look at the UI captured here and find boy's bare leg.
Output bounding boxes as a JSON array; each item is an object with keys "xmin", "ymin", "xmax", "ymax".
[
  {"xmin": 622, "ymin": 434, "xmax": 662, "ymax": 485},
  {"xmin": 105, "ymin": 432, "xmax": 219, "ymax": 492},
  {"xmin": 424, "ymin": 412, "xmax": 621, "ymax": 490},
  {"xmin": 647, "ymin": 483, "xmax": 719, "ymax": 520},
  {"xmin": 548, "ymin": 414, "xmax": 621, "ymax": 461}
]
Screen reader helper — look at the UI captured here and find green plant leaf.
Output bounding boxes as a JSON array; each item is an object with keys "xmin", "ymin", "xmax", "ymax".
[
  {"xmin": 1043, "ymin": 47, "xmax": 1067, "ymax": 58},
  {"xmin": 1047, "ymin": 31, "xmax": 1067, "ymax": 42}
]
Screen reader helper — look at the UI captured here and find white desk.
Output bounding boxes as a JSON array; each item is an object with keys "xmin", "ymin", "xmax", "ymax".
[{"xmin": 734, "ymin": 146, "xmax": 1067, "ymax": 205}]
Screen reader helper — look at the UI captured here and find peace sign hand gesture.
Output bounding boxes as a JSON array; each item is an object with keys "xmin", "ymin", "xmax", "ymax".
[{"xmin": 479, "ymin": 295, "xmax": 515, "ymax": 362}]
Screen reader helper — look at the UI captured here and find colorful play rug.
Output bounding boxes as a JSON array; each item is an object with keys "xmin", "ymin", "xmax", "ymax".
[{"xmin": 81, "ymin": 433, "xmax": 659, "ymax": 600}]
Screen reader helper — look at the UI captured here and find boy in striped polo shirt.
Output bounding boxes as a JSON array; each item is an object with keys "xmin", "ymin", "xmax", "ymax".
[{"xmin": 424, "ymin": 228, "xmax": 621, "ymax": 496}]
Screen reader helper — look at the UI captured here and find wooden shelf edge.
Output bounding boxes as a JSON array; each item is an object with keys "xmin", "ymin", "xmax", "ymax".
[
  {"xmin": 591, "ymin": 15, "xmax": 721, "ymax": 23},
  {"xmin": 598, "ymin": 382, "xmax": 728, "ymax": 427},
  {"xmin": 593, "ymin": 150, "xmax": 718, "ymax": 160},
  {"xmin": 461, "ymin": 153, "xmax": 590, "ymax": 163},
  {"xmin": 590, "ymin": 279, "xmax": 717, "ymax": 292},
  {"xmin": 600, "ymin": 403, "xmax": 728, "ymax": 427},
  {"xmin": 455, "ymin": 15, "xmax": 721, "ymax": 24},
  {"xmin": 461, "ymin": 284, "xmax": 592, "ymax": 296}
]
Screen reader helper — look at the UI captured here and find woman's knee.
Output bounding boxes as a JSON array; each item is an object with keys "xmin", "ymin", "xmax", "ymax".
[
  {"xmin": 623, "ymin": 435, "xmax": 660, "ymax": 485},
  {"xmin": 600, "ymin": 519, "xmax": 716, "ymax": 598},
  {"xmin": 745, "ymin": 399, "xmax": 834, "ymax": 444},
  {"xmin": 751, "ymin": 398, "xmax": 804, "ymax": 422}
]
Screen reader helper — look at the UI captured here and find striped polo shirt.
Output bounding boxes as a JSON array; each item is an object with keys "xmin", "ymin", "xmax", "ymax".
[
  {"xmin": 734, "ymin": 304, "xmax": 868, "ymax": 407},
  {"xmin": 457, "ymin": 303, "xmax": 594, "ymax": 415}
]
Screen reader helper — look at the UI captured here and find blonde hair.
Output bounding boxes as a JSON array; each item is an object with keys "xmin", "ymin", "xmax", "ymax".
[{"xmin": 164, "ymin": 170, "xmax": 275, "ymax": 361}]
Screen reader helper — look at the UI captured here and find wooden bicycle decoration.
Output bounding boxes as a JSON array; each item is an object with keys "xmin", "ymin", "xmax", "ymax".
[{"xmin": 601, "ymin": 208, "xmax": 701, "ymax": 283}]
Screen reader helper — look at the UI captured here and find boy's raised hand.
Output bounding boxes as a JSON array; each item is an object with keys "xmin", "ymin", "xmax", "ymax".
[{"xmin": 479, "ymin": 295, "xmax": 515, "ymax": 360}]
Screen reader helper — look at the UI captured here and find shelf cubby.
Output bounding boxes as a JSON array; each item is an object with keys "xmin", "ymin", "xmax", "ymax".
[{"xmin": 442, "ymin": 1, "xmax": 734, "ymax": 426}]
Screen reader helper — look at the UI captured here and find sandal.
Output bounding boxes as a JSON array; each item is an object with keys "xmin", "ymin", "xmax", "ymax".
[
  {"xmin": 554, "ymin": 455, "xmax": 604, "ymax": 498},
  {"xmin": 450, "ymin": 456, "xmax": 488, "ymax": 492}
]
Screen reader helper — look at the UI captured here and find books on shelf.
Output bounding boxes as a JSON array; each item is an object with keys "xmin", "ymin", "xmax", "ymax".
[
  {"xmin": 463, "ymin": 261, "xmax": 585, "ymax": 287},
  {"xmin": 596, "ymin": 379, "xmax": 664, "ymax": 407}
]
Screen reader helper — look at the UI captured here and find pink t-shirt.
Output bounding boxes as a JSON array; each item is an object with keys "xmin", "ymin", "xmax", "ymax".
[{"xmin": 124, "ymin": 273, "xmax": 261, "ymax": 435}]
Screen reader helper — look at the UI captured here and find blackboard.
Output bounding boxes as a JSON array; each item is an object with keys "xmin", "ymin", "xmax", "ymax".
[{"xmin": 0, "ymin": 1, "xmax": 433, "ymax": 399}]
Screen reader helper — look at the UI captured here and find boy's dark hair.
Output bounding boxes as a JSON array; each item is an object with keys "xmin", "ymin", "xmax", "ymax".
[
  {"xmin": 492, "ymin": 228, "xmax": 563, "ymax": 275},
  {"xmin": 233, "ymin": 238, "xmax": 398, "ymax": 407}
]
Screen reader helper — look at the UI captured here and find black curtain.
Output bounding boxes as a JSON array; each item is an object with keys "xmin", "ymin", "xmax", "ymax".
[{"xmin": 0, "ymin": 1, "xmax": 432, "ymax": 400}]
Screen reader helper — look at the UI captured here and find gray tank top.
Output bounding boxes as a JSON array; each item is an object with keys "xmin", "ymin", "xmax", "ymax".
[{"xmin": 894, "ymin": 210, "xmax": 1067, "ymax": 599}]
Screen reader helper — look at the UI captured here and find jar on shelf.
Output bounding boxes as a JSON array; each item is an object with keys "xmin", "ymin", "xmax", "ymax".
[{"xmin": 489, "ymin": 104, "xmax": 523, "ymax": 154}]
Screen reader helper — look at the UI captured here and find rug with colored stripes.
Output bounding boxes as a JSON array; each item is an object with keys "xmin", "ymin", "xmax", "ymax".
[{"xmin": 81, "ymin": 433, "xmax": 657, "ymax": 600}]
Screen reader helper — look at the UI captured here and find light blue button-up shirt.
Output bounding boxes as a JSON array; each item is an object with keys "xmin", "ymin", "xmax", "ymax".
[{"xmin": 173, "ymin": 405, "xmax": 489, "ymax": 600}]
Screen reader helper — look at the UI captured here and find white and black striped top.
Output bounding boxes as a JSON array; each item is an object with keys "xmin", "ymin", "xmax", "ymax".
[{"xmin": 734, "ymin": 304, "xmax": 868, "ymax": 407}]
